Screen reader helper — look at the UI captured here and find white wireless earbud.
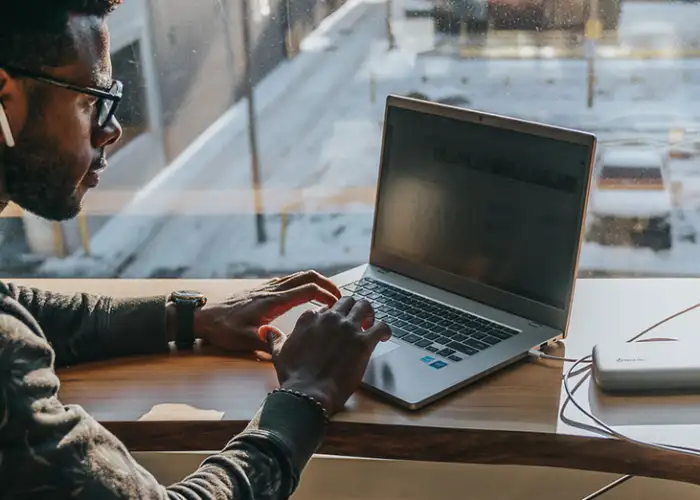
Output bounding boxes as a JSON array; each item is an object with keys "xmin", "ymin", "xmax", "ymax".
[{"xmin": 0, "ymin": 102, "xmax": 15, "ymax": 148}]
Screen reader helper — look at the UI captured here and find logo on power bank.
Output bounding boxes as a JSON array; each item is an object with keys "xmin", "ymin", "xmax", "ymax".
[{"xmin": 616, "ymin": 357, "xmax": 644, "ymax": 363}]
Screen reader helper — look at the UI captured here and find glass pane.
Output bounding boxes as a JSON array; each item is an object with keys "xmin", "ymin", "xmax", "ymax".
[
  {"xmin": 3, "ymin": 0, "xmax": 699, "ymax": 282},
  {"xmin": 107, "ymin": 41, "xmax": 148, "ymax": 153}
]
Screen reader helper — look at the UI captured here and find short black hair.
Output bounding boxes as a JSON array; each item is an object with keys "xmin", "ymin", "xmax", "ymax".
[{"xmin": 0, "ymin": 0, "xmax": 122, "ymax": 70}]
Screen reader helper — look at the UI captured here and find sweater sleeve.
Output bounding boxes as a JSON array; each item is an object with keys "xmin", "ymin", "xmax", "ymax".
[
  {"xmin": 0, "ymin": 295, "xmax": 325, "ymax": 500},
  {"xmin": 5, "ymin": 282, "xmax": 169, "ymax": 367}
]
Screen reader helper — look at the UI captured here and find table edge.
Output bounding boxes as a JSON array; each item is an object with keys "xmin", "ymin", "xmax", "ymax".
[{"xmin": 105, "ymin": 420, "xmax": 700, "ymax": 485}]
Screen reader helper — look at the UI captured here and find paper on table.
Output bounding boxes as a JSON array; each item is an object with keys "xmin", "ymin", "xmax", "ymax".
[{"xmin": 139, "ymin": 403, "xmax": 225, "ymax": 421}]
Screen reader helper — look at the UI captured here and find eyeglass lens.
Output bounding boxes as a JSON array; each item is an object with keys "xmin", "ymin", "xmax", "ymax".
[{"xmin": 97, "ymin": 81, "xmax": 122, "ymax": 127}]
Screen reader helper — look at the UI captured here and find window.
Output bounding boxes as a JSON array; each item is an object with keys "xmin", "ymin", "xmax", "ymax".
[
  {"xmin": 5, "ymin": 0, "xmax": 700, "ymax": 282},
  {"xmin": 107, "ymin": 41, "xmax": 148, "ymax": 154}
]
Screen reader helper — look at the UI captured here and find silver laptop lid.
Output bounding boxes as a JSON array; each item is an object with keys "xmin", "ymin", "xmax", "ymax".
[{"xmin": 369, "ymin": 95, "xmax": 596, "ymax": 335}]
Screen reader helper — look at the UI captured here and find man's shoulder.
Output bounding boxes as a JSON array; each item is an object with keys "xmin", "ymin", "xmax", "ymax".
[{"xmin": 0, "ymin": 281, "xmax": 44, "ymax": 339}]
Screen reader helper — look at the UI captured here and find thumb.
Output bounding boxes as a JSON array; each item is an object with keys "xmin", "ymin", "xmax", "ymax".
[{"xmin": 258, "ymin": 325, "xmax": 285, "ymax": 356}]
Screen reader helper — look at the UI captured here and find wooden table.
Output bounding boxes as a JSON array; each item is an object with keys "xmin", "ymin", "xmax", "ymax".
[{"xmin": 15, "ymin": 278, "xmax": 700, "ymax": 485}]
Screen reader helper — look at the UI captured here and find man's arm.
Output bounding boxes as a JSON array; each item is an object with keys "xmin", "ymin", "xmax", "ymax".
[
  {"xmin": 4, "ymin": 282, "xmax": 170, "ymax": 367},
  {"xmin": 0, "ymin": 309, "xmax": 325, "ymax": 499}
]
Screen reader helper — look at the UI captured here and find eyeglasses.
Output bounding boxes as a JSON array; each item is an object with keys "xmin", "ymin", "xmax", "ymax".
[{"xmin": 0, "ymin": 64, "xmax": 123, "ymax": 128}]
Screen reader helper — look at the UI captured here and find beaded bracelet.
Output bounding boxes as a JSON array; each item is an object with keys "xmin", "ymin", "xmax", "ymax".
[{"xmin": 271, "ymin": 387, "xmax": 331, "ymax": 424}]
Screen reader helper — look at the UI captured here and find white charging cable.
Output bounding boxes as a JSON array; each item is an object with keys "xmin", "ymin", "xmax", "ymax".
[{"xmin": 529, "ymin": 300, "xmax": 700, "ymax": 499}]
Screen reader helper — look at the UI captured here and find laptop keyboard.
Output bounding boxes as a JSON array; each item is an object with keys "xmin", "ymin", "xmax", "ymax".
[{"xmin": 341, "ymin": 277, "xmax": 521, "ymax": 362}]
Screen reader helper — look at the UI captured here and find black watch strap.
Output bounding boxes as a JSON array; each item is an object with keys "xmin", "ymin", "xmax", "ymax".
[
  {"xmin": 175, "ymin": 302, "xmax": 197, "ymax": 349},
  {"xmin": 169, "ymin": 291, "xmax": 207, "ymax": 350}
]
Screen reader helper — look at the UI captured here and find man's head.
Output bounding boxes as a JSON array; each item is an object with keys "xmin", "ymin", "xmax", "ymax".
[{"xmin": 0, "ymin": 1, "xmax": 123, "ymax": 221}]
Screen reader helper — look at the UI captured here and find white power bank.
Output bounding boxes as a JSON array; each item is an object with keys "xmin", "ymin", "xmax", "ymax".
[{"xmin": 592, "ymin": 340, "xmax": 700, "ymax": 393}]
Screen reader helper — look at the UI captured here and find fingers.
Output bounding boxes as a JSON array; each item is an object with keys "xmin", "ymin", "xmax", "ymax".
[
  {"xmin": 297, "ymin": 308, "xmax": 319, "ymax": 326},
  {"xmin": 271, "ymin": 270, "xmax": 342, "ymax": 300},
  {"xmin": 258, "ymin": 325, "xmax": 285, "ymax": 358},
  {"xmin": 347, "ymin": 299, "xmax": 375, "ymax": 330},
  {"xmin": 331, "ymin": 296, "xmax": 356, "ymax": 315},
  {"xmin": 266, "ymin": 283, "xmax": 338, "ymax": 319},
  {"xmin": 362, "ymin": 321, "xmax": 392, "ymax": 349},
  {"xmin": 330, "ymin": 297, "xmax": 375, "ymax": 330}
]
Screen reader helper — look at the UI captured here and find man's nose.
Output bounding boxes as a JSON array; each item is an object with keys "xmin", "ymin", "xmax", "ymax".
[{"xmin": 93, "ymin": 115, "xmax": 123, "ymax": 149}]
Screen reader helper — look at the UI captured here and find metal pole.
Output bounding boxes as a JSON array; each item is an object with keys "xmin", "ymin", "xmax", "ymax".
[
  {"xmin": 586, "ymin": 45, "xmax": 595, "ymax": 108},
  {"xmin": 241, "ymin": 0, "xmax": 267, "ymax": 243},
  {"xmin": 386, "ymin": 0, "xmax": 396, "ymax": 50},
  {"xmin": 586, "ymin": 0, "xmax": 600, "ymax": 108}
]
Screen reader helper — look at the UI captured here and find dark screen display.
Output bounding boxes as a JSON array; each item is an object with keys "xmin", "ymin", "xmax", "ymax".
[{"xmin": 373, "ymin": 105, "xmax": 592, "ymax": 310}]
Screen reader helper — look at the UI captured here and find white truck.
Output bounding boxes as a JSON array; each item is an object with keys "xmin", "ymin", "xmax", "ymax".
[{"xmin": 587, "ymin": 148, "xmax": 674, "ymax": 252}]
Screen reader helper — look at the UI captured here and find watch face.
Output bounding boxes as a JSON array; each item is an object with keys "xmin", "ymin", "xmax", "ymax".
[{"xmin": 171, "ymin": 291, "xmax": 206, "ymax": 306}]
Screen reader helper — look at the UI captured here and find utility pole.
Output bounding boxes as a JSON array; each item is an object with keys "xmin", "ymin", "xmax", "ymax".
[
  {"xmin": 386, "ymin": 0, "xmax": 396, "ymax": 50},
  {"xmin": 586, "ymin": 0, "xmax": 601, "ymax": 108},
  {"xmin": 241, "ymin": 0, "xmax": 267, "ymax": 243}
]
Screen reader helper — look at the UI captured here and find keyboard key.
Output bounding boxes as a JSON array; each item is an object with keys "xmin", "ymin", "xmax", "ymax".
[
  {"xmin": 482, "ymin": 335, "xmax": 501, "ymax": 346},
  {"xmin": 447, "ymin": 342, "xmax": 478, "ymax": 356},
  {"xmin": 472, "ymin": 332, "xmax": 487, "ymax": 340},
  {"xmin": 425, "ymin": 345, "xmax": 439, "ymax": 353},
  {"xmin": 435, "ymin": 335, "xmax": 451, "ymax": 345},
  {"xmin": 436, "ymin": 348, "xmax": 455, "ymax": 357},
  {"xmin": 416, "ymin": 339, "xmax": 432, "ymax": 348},
  {"xmin": 465, "ymin": 339, "xmax": 490, "ymax": 351},
  {"xmin": 443, "ymin": 329, "xmax": 461, "ymax": 339},
  {"xmin": 490, "ymin": 330, "xmax": 511, "ymax": 340},
  {"xmin": 448, "ymin": 355, "xmax": 463, "ymax": 362},
  {"xmin": 391, "ymin": 329, "xmax": 408, "ymax": 338},
  {"xmin": 403, "ymin": 334, "xmax": 421, "ymax": 344},
  {"xmin": 459, "ymin": 327, "xmax": 478, "ymax": 336},
  {"xmin": 432, "ymin": 326, "xmax": 450, "ymax": 336}
]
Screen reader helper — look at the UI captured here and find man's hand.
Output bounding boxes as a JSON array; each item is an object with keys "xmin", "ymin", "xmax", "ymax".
[
  {"xmin": 260, "ymin": 296, "xmax": 392, "ymax": 415},
  {"xmin": 191, "ymin": 270, "xmax": 342, "ymax": 354}
]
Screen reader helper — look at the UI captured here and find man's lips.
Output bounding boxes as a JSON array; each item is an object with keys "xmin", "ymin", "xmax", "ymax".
[
  {"xmin": 84, "ymin": 158, "xmax": 108, "ymax": 187},
  {"xmin": 91, "ymin": 157, "xmax": 108, "ymax": 172}
]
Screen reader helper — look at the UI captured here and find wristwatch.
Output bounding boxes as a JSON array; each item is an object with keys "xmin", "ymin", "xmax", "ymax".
[{"xmin": 168, "ymin": 290, "xmax": 207, "ymax": 349}]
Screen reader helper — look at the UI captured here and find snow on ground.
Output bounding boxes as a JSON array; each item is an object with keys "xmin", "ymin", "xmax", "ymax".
[
  {"xmin": 185, "ymin": 50, "xmax": 700, "ymax": 278},
  {"xmin": 41, "ymin": 1, "xmax": 700, "ymax": 278}
]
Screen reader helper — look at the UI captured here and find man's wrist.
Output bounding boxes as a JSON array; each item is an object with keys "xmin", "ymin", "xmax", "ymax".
[{"xmin": 280, "ymin": 381, "xmax": 335, "ymax": 417}]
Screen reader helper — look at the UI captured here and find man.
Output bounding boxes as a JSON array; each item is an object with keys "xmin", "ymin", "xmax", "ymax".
[{"xmin": 0, "ymin": 1, "xmax": 391, "ymax": 498}]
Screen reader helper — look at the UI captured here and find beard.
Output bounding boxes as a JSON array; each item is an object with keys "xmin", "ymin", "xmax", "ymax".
[{"xmin": 2, "ymin": 105, "xmax": 85, "ymax": 222}]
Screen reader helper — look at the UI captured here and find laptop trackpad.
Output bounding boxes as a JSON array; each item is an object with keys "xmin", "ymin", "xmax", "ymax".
[{"xmin": 371, "ymin": 339, "xmax": 401, "ymax": 360}]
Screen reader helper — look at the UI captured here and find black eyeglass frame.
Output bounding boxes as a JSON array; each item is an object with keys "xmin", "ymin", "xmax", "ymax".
[{"xmin": 0, "ymin": 64, "xmax": 123, "ymax": 128}]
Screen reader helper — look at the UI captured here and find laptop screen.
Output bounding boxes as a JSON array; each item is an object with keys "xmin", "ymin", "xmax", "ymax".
[{"xmin": 372, "ymin": 102, "xmax": 593, "ymax": 316}]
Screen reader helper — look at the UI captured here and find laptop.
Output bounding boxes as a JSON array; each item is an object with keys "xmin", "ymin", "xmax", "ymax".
[{"xmin": 276, "ymin": 95, "xmax": 596, "ymax": 410}]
